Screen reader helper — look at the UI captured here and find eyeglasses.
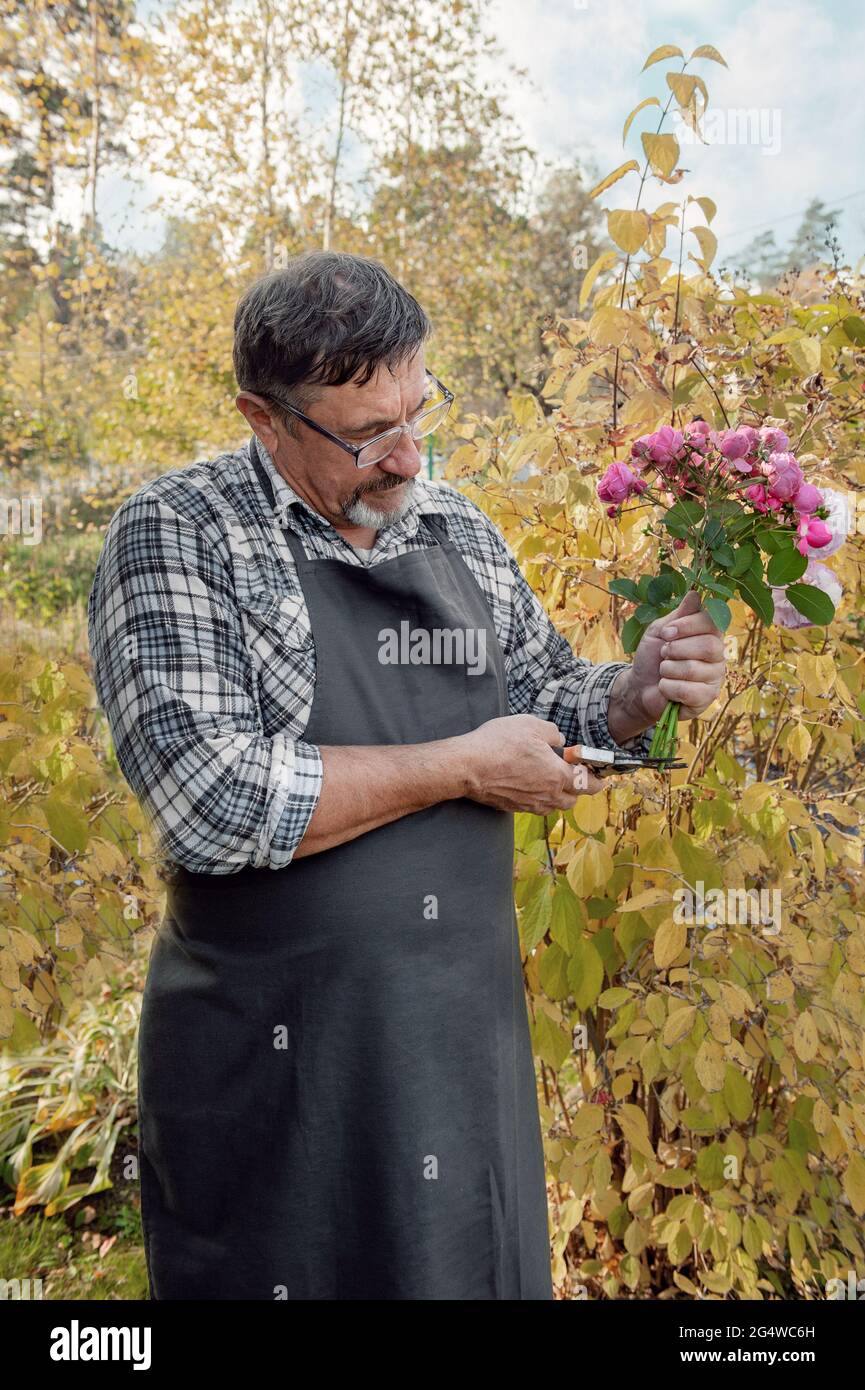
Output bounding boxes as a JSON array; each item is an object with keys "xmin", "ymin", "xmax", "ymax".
[{"xmin": 268, "ymin": 368, "xmax": 454, "ymax": 469}]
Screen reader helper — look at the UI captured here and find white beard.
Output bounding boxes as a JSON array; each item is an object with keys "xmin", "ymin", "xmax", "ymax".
[{"xmin": 341, "ymin": 477, "xmax": 417, "ymax": 530}]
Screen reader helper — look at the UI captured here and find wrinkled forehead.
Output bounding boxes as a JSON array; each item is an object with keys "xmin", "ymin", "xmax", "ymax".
[{"xmin": 319, "ymin": 352, "xmax": 429, "ymax": 432}]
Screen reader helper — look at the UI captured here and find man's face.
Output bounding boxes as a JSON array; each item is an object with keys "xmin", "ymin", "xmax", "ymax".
[{"xmin": 239, "ymin": 350, "xmax": 428, "ymax": 533}]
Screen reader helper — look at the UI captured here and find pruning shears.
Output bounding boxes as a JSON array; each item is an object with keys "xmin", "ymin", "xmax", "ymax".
[{"xmin": 553, "ymin": 743, "xmax": 686, "ymax": 776}]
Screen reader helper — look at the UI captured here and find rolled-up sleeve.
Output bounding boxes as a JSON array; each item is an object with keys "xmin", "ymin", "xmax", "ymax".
[
  {"xmin": 87, "ymin": 491, "xmax": 322, "ymax": 873},
  {"xmin": 502, "ymin": 541, "xmax": 655, "ymax": 756}
]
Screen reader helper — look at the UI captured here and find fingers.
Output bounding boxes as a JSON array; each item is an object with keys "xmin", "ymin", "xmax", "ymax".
[
  {"xmin": 537, "ymin": 719, "xmax": 566, "ymax": 747},
  {"xmin": 572, "ymin": 769, "xmax": 607, "ymax": 796},
  {"xmin": 657, "ymin": 677, "xmax": 720, "ymax": 709},
  {"xmin": 658, "ymin": 613, "xmax": 725, "ymax": 643},
  {"xmin": 659, "ymin": 633, "xmax": 724, "ymax": 662},
  {"xmin": 659, "ymin": 656, "xmax": 724, "ymax": 684},
  {"xmin": 668, "ymin": 589, "xmax": 703, "ymax": 619}
]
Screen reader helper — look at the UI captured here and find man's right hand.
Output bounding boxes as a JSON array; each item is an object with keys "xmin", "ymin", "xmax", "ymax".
[{"xmin": 459, "ymin": 714, "xmax": 606, "ymax": 815}]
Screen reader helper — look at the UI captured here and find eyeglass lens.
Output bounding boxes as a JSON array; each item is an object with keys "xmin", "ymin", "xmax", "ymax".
[{"xmin": 356, "ymin": 398, "xmax": 451, "ymax": 468}]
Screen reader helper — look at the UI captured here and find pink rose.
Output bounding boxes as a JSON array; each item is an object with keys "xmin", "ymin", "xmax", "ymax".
[
  {"xmin": 598, "ymin": 462, "xmax": 647, "ymax": 505},
  {"xmin": 758, "ymin": 425, "xmax": 790, "ymax": 454},
  {"xmin": 796, "ymin": 517, "xmax": 832, "ymax": 555},
  {"xmin": 806, "ymin": 488, "xmax": 852, "ymax": 557},
  {"xmin": 746, "ymin": 484, "xmax": 781, "ymax": 513},
  {"xmin": 718, "ymin": 428, "xmax": 756, "ymax": 463},
  {"xmin": 767, "ymin": 451, "xmax": 804, "ymax": 501},
  {"xmin": 684, "ymin": 419, "xmax": 712, "ymax": 453},
  {"xmin": 630, "ymin": 434, "xmax": 654, "ymax": 465},
  {"xmin": 791, "ymin": 483, "xmax": 823, "ymax": 514},
  {"xmin": 646, "ymin": 425, "xmax": 685, "ymax": 466}
]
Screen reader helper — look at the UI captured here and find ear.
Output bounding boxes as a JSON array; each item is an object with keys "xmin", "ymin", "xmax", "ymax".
[{"xmin": 235, "ymin": 391, "xmax": 283, "ymax": 454}]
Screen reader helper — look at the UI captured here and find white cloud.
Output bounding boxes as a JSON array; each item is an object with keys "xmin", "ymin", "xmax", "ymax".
[{"xmin": 486, "ymin": 0, "xmax": 865, "ymax": 265}]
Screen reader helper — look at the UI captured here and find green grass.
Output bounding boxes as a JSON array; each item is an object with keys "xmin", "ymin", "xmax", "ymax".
[{"xmin": 0, "ymin": 1200, "xmax": 148, "ymax": 1300}]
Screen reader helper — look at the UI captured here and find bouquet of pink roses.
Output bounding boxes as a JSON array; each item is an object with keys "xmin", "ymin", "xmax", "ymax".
[{"xmin": 597, "ymin": 418, "xmax": 845, "ymax": 761}]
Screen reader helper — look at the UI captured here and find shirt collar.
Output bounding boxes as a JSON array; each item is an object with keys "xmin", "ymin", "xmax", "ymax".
[{"xmin": 246, "ymin": 432, "xmax": 446, "ymax": 542}]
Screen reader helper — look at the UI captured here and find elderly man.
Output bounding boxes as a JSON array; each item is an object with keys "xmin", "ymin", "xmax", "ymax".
[{"xmin": 87, "ymin": 250, "xmax": 725, "ymax": 1301}]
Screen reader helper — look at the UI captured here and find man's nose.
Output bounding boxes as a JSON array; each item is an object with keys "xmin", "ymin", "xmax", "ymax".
[{"xmin": 379, "ymin": 432, "xmax": 422, "ymax": 478}]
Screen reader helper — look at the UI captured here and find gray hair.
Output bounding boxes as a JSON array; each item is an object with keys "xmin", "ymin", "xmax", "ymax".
[{"xmin": 232, "ymin": 251, "xmax": 433, "ymax": 437}]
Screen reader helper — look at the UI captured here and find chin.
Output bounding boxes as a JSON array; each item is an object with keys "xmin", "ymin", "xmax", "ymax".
[{"xmin": 344, "ymin": 480, "xmax": 414, "ymax": 529}]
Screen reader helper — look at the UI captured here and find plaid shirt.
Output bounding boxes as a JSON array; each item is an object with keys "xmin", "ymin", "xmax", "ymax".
[{"xmin": 87, "ymin": 433, "xmax": 652, "ymax": 874}]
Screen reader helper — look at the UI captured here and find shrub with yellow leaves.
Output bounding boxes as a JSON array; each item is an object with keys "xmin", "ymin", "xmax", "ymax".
[{"xmin": 447, "ymin": 40, "xmax": 865, "ymax": 1300}]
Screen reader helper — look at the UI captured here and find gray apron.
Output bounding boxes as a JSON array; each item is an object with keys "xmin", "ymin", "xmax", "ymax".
[{"xmin": 137, "ymin": 449, "xmax": 554, "ymax": 1300}]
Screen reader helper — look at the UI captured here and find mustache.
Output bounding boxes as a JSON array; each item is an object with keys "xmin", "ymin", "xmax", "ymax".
[{"xmin": 345, "ymin": 474, "xmax": 413, "ymax": 508}]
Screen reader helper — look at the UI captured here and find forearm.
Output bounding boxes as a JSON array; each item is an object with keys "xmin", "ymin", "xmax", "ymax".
[
  {"xmin": 293, "ymin": 737, "xmax": 471, "ymax": 857},
  {"xmin": 606, "ymin": 667, "xmax": 654, "ymax": 745}
]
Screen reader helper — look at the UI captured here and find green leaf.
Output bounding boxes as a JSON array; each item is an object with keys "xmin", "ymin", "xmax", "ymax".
[
  {"xmin": 785, "ymin": 583, "xmax": 836, "ymax": 625},
  {"xmin": 767, "ymin": 547, "xmax": 808, "ymax": 586},
  {"xmin": 699, "ymin": 574, "xmax": 734, "ymax": 599},
  {"xmin": 519, "ymin": 877, "xmax": 553, "ymax": 952},
  {"xmin": 662, "ymin": 500, "xmax": 703, "ymax": 537},
  {"xmin": 842, "ymin": 315, "xmax": 865, "ymax": 346},
  {"xmin": 567, "ymin": 937, "xmax": 605, "ymax": 1011},
  {"xmin": 728, "ymin": 543, "xmax": 757, "ymax": 577},
  {"xmin": 704, "ymin": 597, "xmax": 731, "ymax": 631},
  {"xmin": 647, "ymin": 572, "xmax": 675, "ymax": 605},
  {"xmin": 550, "ymin": 884, "xmax": 584, "ymax": 952},
  {"xmin": 621, "ymin": 616, "xmax": 647, "ymax": 654},
  {"xmin": 659, "ymin": 563, "xmax": 688, "ymax": 597},
  {"xmin": 736, "ymin": 572, "xmax": 775, "ymax": 625},
  {"xmin": 42, "ymin": 796, "xmax": 90, "ymax": 855},
  {"xmin": 539, "ymin": 942, "xmax": 571, "ymax": 1001},
  {"xmin": 608, "ymin": 578, "xmax": 641, "ymax": 602},
  {"xmin": 532, "ymin": 1010, "xmax": 571, "ymax": 1071},
  {"xmin": 723, "ymin": 1065, "xmax": 753, "ymax": 1123},
  {"xmin": 710, "ymin": 543, "xmax": 735, "ymax": 569},
  {"xmin": 758, "ymin": 527, "xmax": 794, "ymax": 556},
  {"xmin": 634, "ymin": 603, "xmax": 660, "ymax": 625}
]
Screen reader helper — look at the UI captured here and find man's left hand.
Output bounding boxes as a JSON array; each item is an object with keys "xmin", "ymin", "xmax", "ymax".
[{"xmin": 628, "ymin": 589, "xmax": 727, "ymax": 723}]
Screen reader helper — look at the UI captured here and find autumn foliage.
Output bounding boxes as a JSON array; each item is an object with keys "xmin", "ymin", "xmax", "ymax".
[{"xmin": 446, "ymin": 42, "xmax": 865, "ymax": 1299}]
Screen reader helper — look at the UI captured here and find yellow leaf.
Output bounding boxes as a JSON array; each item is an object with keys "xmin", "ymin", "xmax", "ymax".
[
  {"xmin": 690, "ymin": 44, "xmax": 727, "ymax": 65},
  {"xmin": 843, "ymin": 1153, "xmax": 865, "ymax": 1217},
  {"xmin": 642, "ymin": 43, "xmax": 684, "ymax": 71},
  {"xmin": 588, "ymin": 305, "xmax": 631, "ymax": 347},
  {"xmin": 573, "ymin": 1104, "xmax": 605, "ymax": 1138},
  {"xmin": 707, "ymin": 1003, "xmax": 731, "ymax": 1044},
  {"xmin": 653, "ymin": 917, "xmax": 686, "ymax": 970},
  {"xmin": 566, "ymin": 837, "xmax": 614, "ymax": 897},
  {"xmin": 691, "ymin": 225, "xmax": 717, "ymax": 269},
  {"xmin": 587, "ymin": 160, "xmax": 641, "ymax": 201},
  {"xmin": 812, "ymin": 1099, "xmax": 833, "ymax": 1136},
  {"xmin": 793, "ymin": 1011, "xmax": 819, "ymax": 1063},
  {"xmin": 578, "ymin": 250, "xmax": 619, "ymax": 309},
  {"xmin": 662, "ymin": 1004, "xmax": 696, "ymax": 1045},
  {"xmin": 617, "ymin": 887, "xmax": 669, "ymax": 914},
  {"xmin": 666, "ymin": 72, "xmax": 700, "ymax": 108},
  {"xmin": 572, "ymin": 792, "xmax": 609, "ymax": 835},
  {"xmin": 694, "ymin": 1038, "xmax": 726, "ymax": 1092},
  {"xmin": 641, "ymin": 132, "xmax": 679, "ymax": 178},
  {"xmin": 607, "ymin": 209, "xmax": 650, "ymax": 255},
  {"xmin": 617, "ymin": 1103, "xmax": 656, "ymax": 1160},
  {"xmin": 690, "ymin": 195, "xmax": 717, "ymax": 224},
  {"xmin": 622, "ymin": 97, "xmax": 661, "ymax": 145},
  {"xmin": 787, "ymin": 723, "xmax": 812, "ymax": 761}
]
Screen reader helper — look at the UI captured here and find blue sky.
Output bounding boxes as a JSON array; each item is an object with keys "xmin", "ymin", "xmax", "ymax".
[
  {"xmin": 99, "ymin": 0, "xmax": 864, "ymax": 271},
  {"xmin": 487, "ymin": 0, "xmax": 864, "ymax": 268}
]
